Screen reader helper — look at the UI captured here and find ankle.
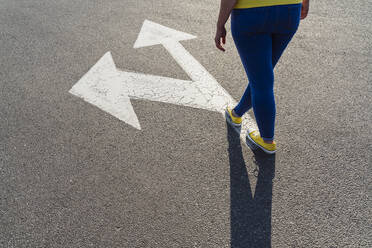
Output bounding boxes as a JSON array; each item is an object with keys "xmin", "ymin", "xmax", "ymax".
[
  {"xmin": 263, "ymin": 139, "xmax": 274, "ymax": 144},
  {"xmin": 232, "ymin": 109, "xmax": 240, "ymax": 118}
]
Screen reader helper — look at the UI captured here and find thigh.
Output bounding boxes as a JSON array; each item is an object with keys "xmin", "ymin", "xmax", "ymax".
[{"xmin": 272, "ymin": 32, "xmax": 296, "ymax": 67}]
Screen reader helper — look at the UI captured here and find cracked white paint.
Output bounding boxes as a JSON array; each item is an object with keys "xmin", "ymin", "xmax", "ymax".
[{"xmin": 69, "ymin": 20, "xmax": 257, "ymax": 139}]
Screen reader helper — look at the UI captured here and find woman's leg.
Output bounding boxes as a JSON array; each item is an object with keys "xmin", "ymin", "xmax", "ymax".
[
  {"xmin": 232, "ymin": 32, "xmax": 276, "ymax": 141},
  {"xmin": 233, "ymin": 32, "xmax": 297, "ymax": 141}
]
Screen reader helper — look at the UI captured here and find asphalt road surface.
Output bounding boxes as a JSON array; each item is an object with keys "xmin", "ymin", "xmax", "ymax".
[{"xmin": 1, "ymin": 0, "xmax": 371, "ymax": 247}]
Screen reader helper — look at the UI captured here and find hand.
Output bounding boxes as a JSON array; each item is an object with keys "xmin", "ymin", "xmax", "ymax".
[
  {"xmin": 301, "ymin": 0, "xmax": 310, "ymax": 20},
  {"xmin": 215, "ymin": 25, "xmax": 226, "ymax": 52}
]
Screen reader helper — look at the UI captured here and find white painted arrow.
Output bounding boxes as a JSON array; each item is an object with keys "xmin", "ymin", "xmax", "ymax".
[{"xmin": 70, "ymin": 20, "xmax": 257, "ymax": 135}]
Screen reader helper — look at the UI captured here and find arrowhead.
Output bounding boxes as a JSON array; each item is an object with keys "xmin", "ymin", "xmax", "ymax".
[
  {"xmin": 69, "ymin": 52, "xmax": 141, "ymax": 130},
  {"xmin": 133, "ymin": 20, "xmax": 197, "ymax": 48}
]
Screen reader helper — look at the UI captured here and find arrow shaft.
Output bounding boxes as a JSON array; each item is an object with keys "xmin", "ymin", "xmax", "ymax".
[
  {"xmin": 116, "ymin": 71, "xmax": 216, "ymax": 111},
  {"xmin": 162, "ymin": 38, "xmax": 214, "ymax": 83}
]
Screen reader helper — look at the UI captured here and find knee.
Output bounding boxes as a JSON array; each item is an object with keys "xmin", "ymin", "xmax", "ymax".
[
  {"xmin": 249, "ymin": 77, "xmax": 274, "ymax": 93},
  {"xmin": 248, "ymin": 69, "xmax": 274, "ymax": 91}
]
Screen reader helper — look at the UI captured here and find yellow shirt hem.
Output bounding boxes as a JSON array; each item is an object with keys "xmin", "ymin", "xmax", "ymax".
[{"xmin": 234, "ymin": 0, "xmax": 302, "ymax": 9}]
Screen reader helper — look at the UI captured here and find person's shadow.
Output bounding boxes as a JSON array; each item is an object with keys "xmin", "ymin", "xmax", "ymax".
[{"xmin": 226, "ymin": 122, "xmax": 276, "ymax": 248}]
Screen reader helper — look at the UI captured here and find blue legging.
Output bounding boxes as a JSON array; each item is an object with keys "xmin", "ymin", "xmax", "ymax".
[{"xmin": 231, "ymin": 4, "xmax": 301, "ymax": 140}]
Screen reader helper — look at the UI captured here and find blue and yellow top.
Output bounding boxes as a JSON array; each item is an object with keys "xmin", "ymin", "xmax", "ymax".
[{"xmin": 235, "ymin": 0, "xmax": 302, "ymax": 9}]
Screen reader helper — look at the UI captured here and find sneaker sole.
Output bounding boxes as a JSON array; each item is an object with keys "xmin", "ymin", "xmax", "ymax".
[
  {"xmin": 246, "ymin": 133, "xmax": 276, "ymax": 155},
  {"xmin": 225, "ymin": 110, "xmax": 242, "ymax": 127}
]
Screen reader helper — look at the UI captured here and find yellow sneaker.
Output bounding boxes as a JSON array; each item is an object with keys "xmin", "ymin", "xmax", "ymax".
[
  {"xmin": 246, "ymin": 129, "xmax": 276, "ymax": 154},
  {"xmin": 225, "ymin": 107, "xmax": 242, "ymax": 126}
]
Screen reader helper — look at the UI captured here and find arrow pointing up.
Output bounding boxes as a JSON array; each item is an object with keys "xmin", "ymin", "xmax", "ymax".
[{"xmin": 133, "ymin": 20, "xmax": 196, "ymax": 48}]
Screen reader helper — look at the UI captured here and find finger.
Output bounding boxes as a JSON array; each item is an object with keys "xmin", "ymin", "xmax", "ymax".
[
  {"xmin": 215, "ymin": 38, "xmax": 220, "ymax": 48},
  {"xmin": 216, "ymin": 42, "xmax": 225, "ymax": 51},
  {"xmin": 216, "ymin": 43, "xmax": 225, "ymax": 51},
  {"xmin": 215, "ymin": 37, "xmax": 225, "ymax": 51},
  {"xmin": 222, "ymin": 36, "xmax": 226, "ymax": 45}
]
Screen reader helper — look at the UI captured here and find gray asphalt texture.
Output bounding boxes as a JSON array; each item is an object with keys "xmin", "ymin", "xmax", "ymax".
[{"xmin": 1, "ymin": 0, "xmax": 371, "ymax": 247}]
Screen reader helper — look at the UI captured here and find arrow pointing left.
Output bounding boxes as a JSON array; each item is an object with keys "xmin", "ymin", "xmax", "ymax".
[
  {"xmin": 69, "ymin": 52, "xmax": 142, "ymax": 129},
  {"xmin": 69, "ymin": 51, "xmax": 225, "ymax": 130}
]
